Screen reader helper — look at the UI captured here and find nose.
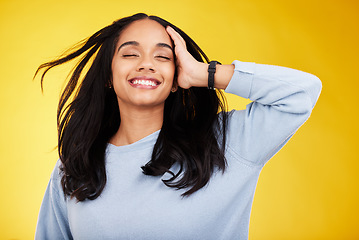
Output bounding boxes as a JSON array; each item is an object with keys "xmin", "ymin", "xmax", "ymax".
[{"xmin": 137, "ymin": 55, "xmax": 155, "ymax": 73}]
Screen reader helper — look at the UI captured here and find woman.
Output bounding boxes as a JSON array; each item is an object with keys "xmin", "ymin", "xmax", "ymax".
[{"xmin": 35, "ymin": 13, "xmax": 321, "ymax": 239}]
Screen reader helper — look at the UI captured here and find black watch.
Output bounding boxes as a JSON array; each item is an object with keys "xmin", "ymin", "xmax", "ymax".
[{"xmin": 207, "ymin": 61, "xmax": 221, "ymax": 90}]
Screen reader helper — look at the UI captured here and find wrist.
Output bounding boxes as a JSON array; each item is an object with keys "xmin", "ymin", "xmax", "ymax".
[
  {"xmin": 188, "ymin": 62, "xmax": 209, "ymax": 88},
  {"xmin": 186, "ymin": 62, "xmax": 234, "ymax": 89}
]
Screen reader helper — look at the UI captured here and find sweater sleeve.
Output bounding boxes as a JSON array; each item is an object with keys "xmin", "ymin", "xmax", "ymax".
[
  {"xmin": 35, "ymin": 161, "xmax": 73, "ymax": 240},
  {"xmin": 224, "ymin": 60, "xmax": 322, "ymax": 166}
]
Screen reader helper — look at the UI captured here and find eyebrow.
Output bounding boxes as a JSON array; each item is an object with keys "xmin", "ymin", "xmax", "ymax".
[
  {"xmin": 117, "ymin": 41, "xmax": 173, "ymax": 52},
  {"xmin": 156, "ymin": 43, "xmax": 173, "ymax": 51}
]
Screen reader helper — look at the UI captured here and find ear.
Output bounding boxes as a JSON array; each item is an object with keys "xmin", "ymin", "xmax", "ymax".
[
  {"xmin": 171, "ymin": 73, "xmax": 178, "ymax": 92},
  {"xmin": 107, "ymin": 75, "xmax": 113, "ymax": 88},
  {"xmin": 106, "ymin": 80, "xmax": 113, "ymax": 88},
  {"xmin": 171, "ymin": 81, "xmax": 178, "ymax": 93}
]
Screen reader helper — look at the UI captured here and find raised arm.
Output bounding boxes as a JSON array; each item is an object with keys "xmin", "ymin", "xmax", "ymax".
[
  {"xmin": 166, "ymin": 26, "xmax": 322, "ymax": 166},
  {"xmin": 225, "ymin": 60, "xmax": 322, "ymax": 165}
]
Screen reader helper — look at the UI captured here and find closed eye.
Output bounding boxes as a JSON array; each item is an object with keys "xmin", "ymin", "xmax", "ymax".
[
  {"xmin": 155, "ymin": 56, "xmax": 171, "ymax": 60},
  {"xmin": 122, "ymin": 54, "xmax": 139, "ymax": 57}
]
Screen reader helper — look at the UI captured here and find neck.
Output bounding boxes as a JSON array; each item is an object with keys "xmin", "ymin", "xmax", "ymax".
[{"xmin": 110, "ymin": 104, "xmax": 164, "ymax": 146}]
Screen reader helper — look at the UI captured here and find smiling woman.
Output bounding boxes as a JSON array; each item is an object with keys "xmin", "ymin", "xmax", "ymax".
[
  {"xmin": 111, "ymin": 19, "xmax": 176, "ymax": 113},
  {"xmin": 34, "ymin": 13, "xmax": 321, "ymax": 240}
]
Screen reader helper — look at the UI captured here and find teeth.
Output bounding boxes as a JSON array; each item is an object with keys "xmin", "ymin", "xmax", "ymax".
[{"xmin": 132, "ymin": 80, "xmax": 157, "ymax": 86}]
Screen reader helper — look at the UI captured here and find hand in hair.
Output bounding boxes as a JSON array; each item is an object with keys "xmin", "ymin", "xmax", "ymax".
[
  {"xmin": 166, "ymin": 26, "xmax": 234, "ymax": 90},
  {"xmin": 166, "ymin": 26, "xmax": 208, "ymax": 89}
]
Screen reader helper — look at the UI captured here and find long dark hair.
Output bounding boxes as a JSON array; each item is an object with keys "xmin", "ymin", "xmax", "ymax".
[{"xmin": 35, "ymin": 13, "xmax": 228, "ymax": 201}]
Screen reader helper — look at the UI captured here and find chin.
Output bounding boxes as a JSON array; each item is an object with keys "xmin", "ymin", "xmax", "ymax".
[
  {"xmin": 129, "ymin": 97, "xmax": 166, "ymax": 108},
  {"xmin": 131, "ymin": 92, "xmax": 170, "ymax": 105}
]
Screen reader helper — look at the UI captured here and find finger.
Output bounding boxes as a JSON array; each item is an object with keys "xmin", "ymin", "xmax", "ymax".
[
  {"xmin": 166, "ymin": 26, "xmax": 186, "ymax": 49},
  {"xmin": 170, "ymin": 27, "xmax": 186, "ymax": 47}
]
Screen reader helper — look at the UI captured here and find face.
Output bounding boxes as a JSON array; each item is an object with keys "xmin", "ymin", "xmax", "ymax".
[{"xmin": 111, "ymin": 19, "xmax": 175, "ymax": 110}]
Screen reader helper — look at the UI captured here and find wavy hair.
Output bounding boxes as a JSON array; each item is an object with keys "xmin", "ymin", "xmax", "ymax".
[{"xmin": 35, "ymin": 13, "xmax": 228, "ymax": 201}]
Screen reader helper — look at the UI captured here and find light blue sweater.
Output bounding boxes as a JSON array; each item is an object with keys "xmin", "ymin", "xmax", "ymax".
[{"xmin": 35, "ymin": 60, "xmax": 322, "ymax": 240}]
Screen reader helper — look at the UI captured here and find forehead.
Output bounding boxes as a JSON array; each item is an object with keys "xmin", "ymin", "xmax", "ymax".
[{"xmin": 117, "ymin": 19, "xmax": 172, "ymax": 46}]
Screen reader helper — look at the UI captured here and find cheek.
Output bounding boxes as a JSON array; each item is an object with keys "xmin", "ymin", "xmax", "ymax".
[
  {"xmin": 161, "ymin": 63, "xmax": 176, "ymax": 82},
  {"xmin": 112, "ymin": 62, "xmax": 131, "ymax": 82}
]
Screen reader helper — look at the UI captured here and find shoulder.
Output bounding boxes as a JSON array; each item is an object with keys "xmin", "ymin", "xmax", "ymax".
[
  {"xmin": 51, "ymin": 159, "xmax": 63, "ymax": 179},
  {"xmin": 48, "ymin": 159, "xmax": 64, "ymax": 193}
]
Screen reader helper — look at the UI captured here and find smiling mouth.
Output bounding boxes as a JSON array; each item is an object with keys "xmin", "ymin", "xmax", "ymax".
[{"xmin": 128, "ymin": 77, "xmax": 161, "ymax": 89}]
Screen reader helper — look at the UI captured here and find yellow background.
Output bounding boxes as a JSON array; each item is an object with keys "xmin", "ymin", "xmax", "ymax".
[{"xmin": 0, "ymin": 0, "xmax": 358, "ymax": 239}]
